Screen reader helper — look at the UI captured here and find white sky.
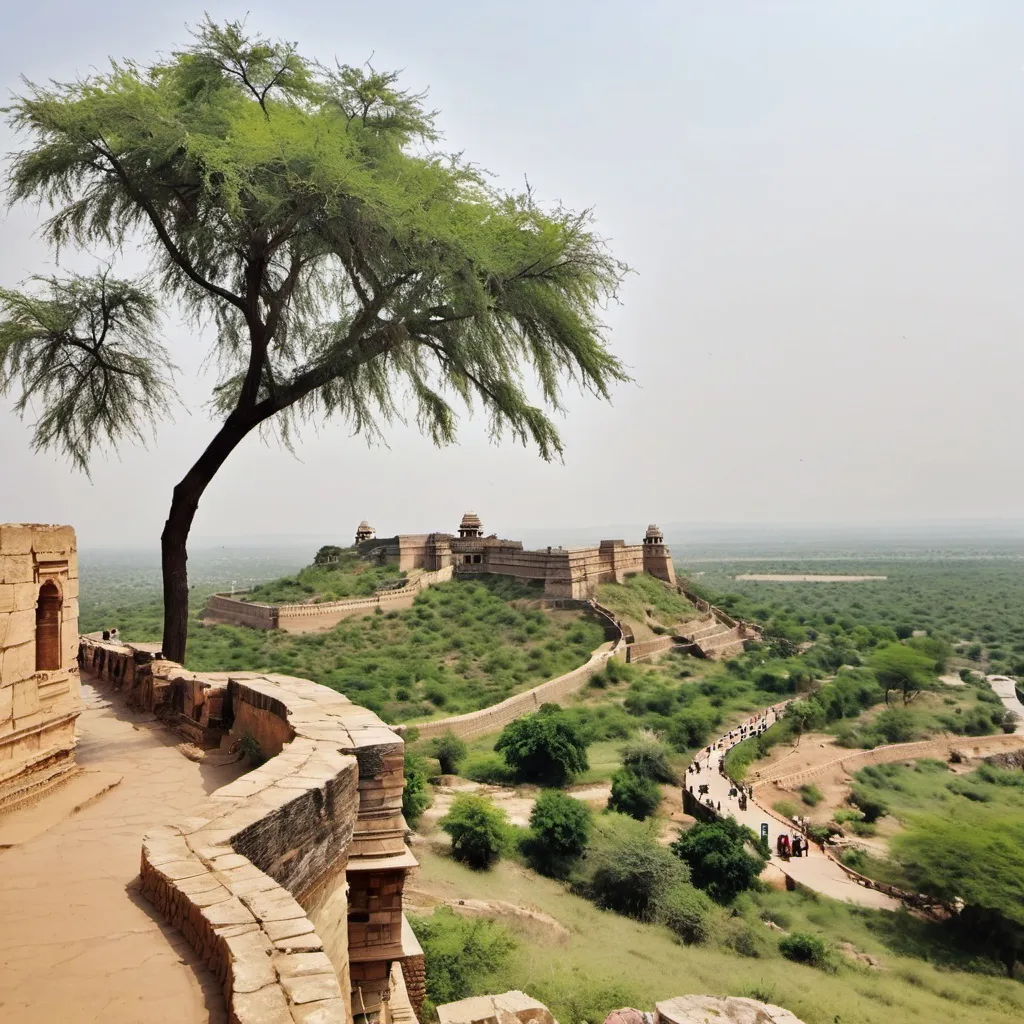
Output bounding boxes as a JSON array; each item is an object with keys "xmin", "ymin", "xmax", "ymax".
[{"xmin": 2, "ymin": 1, "xmax": 1023, "ymax": 548}]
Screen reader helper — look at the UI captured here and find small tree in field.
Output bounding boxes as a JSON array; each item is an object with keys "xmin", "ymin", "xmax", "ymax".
[
  {"xmin": 0, "ymin": 18, "xmax": 629, "ymax": 662},
  {"xmin": 671, "ymin": 818, "xmax": 767, "ymax": 903},
  {"xmin": 432, "ymin": 732, "xmax": 468, "ymax": 775},
  {"xmin": 607, "ymin": 767, "xmax": 661, "ymax": 820},
  {"xmin": 525, "ymin": 789, "xmax": 591, "ymax": 876},
  {"xmin": 495, "ymin": 704, "xmax": 589, "ymax": 786},
  {"xmin": 440, "ymin": 794, "xmax": 509, "ymax": 870}
]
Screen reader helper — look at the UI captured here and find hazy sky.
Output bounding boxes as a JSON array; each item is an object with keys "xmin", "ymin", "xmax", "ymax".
[{"xmin": 2, "ymin": 1, "xmax": 1023, "ymax": 547}]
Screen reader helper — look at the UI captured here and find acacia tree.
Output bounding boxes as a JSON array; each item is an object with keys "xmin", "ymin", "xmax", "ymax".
[{"xmin": 0, "ymin": 19, "xmax": 629, "ymax": 662}]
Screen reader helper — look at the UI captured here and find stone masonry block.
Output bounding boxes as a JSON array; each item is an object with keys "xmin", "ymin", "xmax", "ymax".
[
  {"xmin": 279, "ymin": 973, "xmax": 342, "ymax": 1005},
  {"xmin": 0, "ymin": 526, "xmax": 33, "ymax": 556},
  {"xmin": 288, "ymin": 998, "xmax": 349, "ymax": 1024},
  {"xmin": 230, "ymin": 984, "xmax": 293, "ymax": 1024},
  {"xmin": 12, "ymin": 679, "xmax": 40, "ymax": 719},
  {"xmin": 1, "ymin": 641, "xmax": 34, "ymax": 685},
  {"xmin": 0, "ymin": 555, "xmax": 33, "ymax": 585}
]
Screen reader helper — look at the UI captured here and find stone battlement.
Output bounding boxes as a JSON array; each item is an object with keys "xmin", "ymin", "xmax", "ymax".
[{"xmin": 79, "ymin": 636, "xmax": 424, "ymax": 1024}]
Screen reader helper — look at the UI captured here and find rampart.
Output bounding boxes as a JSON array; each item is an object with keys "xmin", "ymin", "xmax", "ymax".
[
  {"xmin": 79, "ymin": 636, "xmax": 424, "ymax": 1024},
  {"xmin": 206, "ymin": 565, "xmax": 455, "ymax": 634}
]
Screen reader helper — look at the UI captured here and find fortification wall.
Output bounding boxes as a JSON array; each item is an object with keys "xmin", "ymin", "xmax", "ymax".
[
  {"xmin": 625, "ymin": 635, "xmax": 679, "ymax": 663},
  {"xmin": 79, "ymin": 637, "xmax": 422, "ymax": 1024},
  {"xmin": 754, "ymin": 732, "xmax": 1024, "ymax": 789},
  {"xmin": 206, "ymin": 565, "xmax": 455, "ymax": 634},
  {"xmin": 0, "ymin": 524, "xmax": 82, "ymax": 811}
]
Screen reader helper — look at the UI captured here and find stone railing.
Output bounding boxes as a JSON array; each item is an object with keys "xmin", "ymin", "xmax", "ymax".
[
  {"xmin": 79, "ymin": 637, "xmax": 422, "ymax": 1024},
  {"xmin": 204, "ymin": 565, "xmax": 454, "ymax": 633}
]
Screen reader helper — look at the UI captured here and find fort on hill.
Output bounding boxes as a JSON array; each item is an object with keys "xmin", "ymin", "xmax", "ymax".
[{"xmin": 206, "ymin": 513, "xmax": 677, "ymax": 632}]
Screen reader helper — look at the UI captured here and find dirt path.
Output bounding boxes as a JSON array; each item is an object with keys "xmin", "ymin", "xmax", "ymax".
[
  {"xmin": 0, "ymin": 682, "xmax": 247, "ymax": 1024},
  {"xmin": 986, "ymin": 675, "xmax": 1024, "ymax": 732}
]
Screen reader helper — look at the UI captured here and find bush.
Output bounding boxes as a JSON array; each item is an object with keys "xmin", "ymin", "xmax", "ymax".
[
  {"xmin": 656, "ymin": 882, "xmax": 716, "ymax": 944},
  {"xmin": 779, "ymin": 932, "xmax": 834, "ymax": 971},
  {"xmin": 608, "ymin": 768, "xmax": 662, "ymax": 820},
  {"xmin": 872, "ymin": 707, "xmax": 917, "ymax": 744},
  {"xmin": 620, "ymin": 729, "xmax": 677, "ymax": 783},
  {"xmin": 526, "ymin": 790, "xmax": 591, "ymax": 876},
  {"xmin": 461, "ymin": 753, "xmax": 516, "ymax": 785},
  {"xmin": 578, "ymin": 813, "xmax": 689, "ymax": 920},
  {"xmin": 403, "ymin": 753, "xmax": 433, "ymax": 827},
  {"xmin": 670, "ymin": 818, "xmax": 768, "ymax": 903},
  {"xmin": 799, "ymin": 783, "xmax": 823, "ymax": 807},
  {"xmin": 772, "ymin": 799, "xmax": 799, "ymax": 820},
  {"xmin": 849, "ymin": 788, "xmax": 888, "ymax": 823},
  {"xmin": 433, "ymin": 732, "xmax": 468, "ymax": 775},
  {"xmin": 440, "ymin": 794, "xmax": 509, "ymax": 870},
  {"xmin": 408, "ymin": 907, "xmax": 516, "ymax": 1009},
  {"xmin": 495, "ymin": 704, "xmax": 589, "ymax": 786}
]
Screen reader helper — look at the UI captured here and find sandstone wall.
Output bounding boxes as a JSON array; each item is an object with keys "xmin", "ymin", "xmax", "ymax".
[
  {"xmin": 625, "ymin": 636, "xmax": 679, "ymax": 663},
  {"xmin": 80, "ymin": 638, "xmax": 421, "ymax": 1024},
  {"xmin": 753, "ymin": 731, "xmax": 1024, "ymax": 789},
  {"xmin": 0, "ymin": 524, "xmax": 82, "ymax": 811},
  {"xmin": 206, "ymin": 565, "xmax": 455, "ymax": 634}
]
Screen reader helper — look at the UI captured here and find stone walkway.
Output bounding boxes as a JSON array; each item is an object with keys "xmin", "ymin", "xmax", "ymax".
[
  {"xmin": 686, "ymin": 711, "xmax": 899, "ymax": 911},
  {"xmin": 0, "ymin": 681, "xmax": 247, "ymax": 1023},
  {"xmin": 986, "ymin": 675, "xmax": 1024, "ymax": 732}
]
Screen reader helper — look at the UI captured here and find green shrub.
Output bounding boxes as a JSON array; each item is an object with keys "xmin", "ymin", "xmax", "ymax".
[
  {"xmin": 849, "ymin": 820, "xmax": 877, "ymax": 837},
  {"xmin": 578, "ymin": 813, "xmax": 689, "ymax": 920},
  {"xmin": 779, "ymin": 932, "xmax": 834, "ymax": 971},
  {"xmin": 495, "ymin": 705, "xmax": 589, "ymax": 786},
  {"xmin": 799, "ymin": 783, "xmax": 823, "ymax": 807},
  {"xmin": 462, "ymin": 753, "xmax": 516, "ymax": 785},
  {"xmin": 772, "ymin": 799, "xmax": 799, "ymax": 819},
  {"xmin": 608, "ymin": 768, "xmax": 662, "ymax": 820},
  {"xmin": 832, "ymin": 808, "xmax": 863, "ymax": 824},
  {"xmin": 440, "ymin": 794, "xmax": 509, "ymax": 870},
  {"xmin": 525, "ymin": 790, "xmax": 591, "ymax": 877},
  {"xmin": 402, "ymin": 753, "xmax": 433, "ymax": 827},
  {"xmin": 656, "ymin": 882, "xmax": 716, "ymax": 944},
  {"xmin": 238, "ymin": 732, "xmax": 266, "ymax": 767},
  {"xmin": 849, "ymin": 788, "xmax": 888, "ymax": 823},
  {"xmin": 433, "ymin": 732, "xmax": 468, "ymax": 775},
  {"xmin": 408, "ymin": 907, "xmax": 516, "ymax": 1009},
  {"xmin": 620, "ymin": 729, "xmax": 677, "ymax": 783},
  {"xmin": 670, "ymin": 818, "xmax": 768, "ymax": 903}
]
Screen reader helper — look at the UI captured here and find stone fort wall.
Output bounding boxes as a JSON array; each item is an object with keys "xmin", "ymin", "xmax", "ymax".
[
  {"xmin": 80, "ymin": 637, "xmax": 425, "ymax": 1024},
  {"xmin": 0, "ymin": 524, "xmax": 83, "ymax": 812}
]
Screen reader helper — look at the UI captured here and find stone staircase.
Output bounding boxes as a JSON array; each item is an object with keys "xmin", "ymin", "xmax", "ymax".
[{"xmin": 679, "ymin": 616, "xmax": 746, "ymax": 660}]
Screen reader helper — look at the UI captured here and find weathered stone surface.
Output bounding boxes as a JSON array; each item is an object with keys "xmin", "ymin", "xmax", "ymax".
[
  {"xmin": 279, "ymin": 972, "xmax": 343, "ymax": 1005},
  {"xmin": 655, "ymin": 996, "xmax": 806, "ymax": 1024},
  {"xmin": 231, "ymin": 983, "xmax": 293, "ymax": 1024},
  {"xmin": 288, "ymin": 997, "xmax": 348, "ymax": 1023},
  {"xmin": 439, "ymin": 991, "xmax": 557, "ymax": 1024}
]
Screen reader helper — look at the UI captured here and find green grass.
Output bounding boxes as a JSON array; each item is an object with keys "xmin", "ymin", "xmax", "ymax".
[
  {"xmin": 412, "ymin": 842, "xmax": 1024, "ymax": 1024},
  {"xmin": 242, "ymin": 550, "xmax": 404, "ymax": 603},
  {"xmin": 597, "ymin": 574, "xmax": 703, "ymax": 632}
]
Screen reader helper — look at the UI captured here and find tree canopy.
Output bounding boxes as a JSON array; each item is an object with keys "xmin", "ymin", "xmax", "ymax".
[
  {"xmin": 1, "ymin": 18, "xmax": 628, "ymax": 661},
  {"xmin": 670, "ymin": 818, "xmax": 768, "ymax": 903},
  {"xmin": 892, "ymin": 810, "xmax": 1024, "ymax": 976},
  {"xmin": 868, "ymin": 643, "xmax": 938, "ymax": 705},
  {"xmin": 494, "ymin": 704, "xmax": 590, "ymax": 786}
]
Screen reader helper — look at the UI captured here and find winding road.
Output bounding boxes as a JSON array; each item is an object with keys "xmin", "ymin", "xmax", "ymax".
[{"xmin": 686, "ymin": 709, "xmax": 900, "ymax": 911}]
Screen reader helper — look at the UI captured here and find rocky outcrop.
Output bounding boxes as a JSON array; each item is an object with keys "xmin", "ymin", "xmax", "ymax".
[
  {"xmin": 439, "ymin": 991, "xmax": 558, "ymax": 1024},
  {"xmin": 655, "ymin": 996, "xmax": 805, "ymax": 1024}
]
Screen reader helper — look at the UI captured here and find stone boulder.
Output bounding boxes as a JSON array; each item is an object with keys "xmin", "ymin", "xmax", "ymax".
[
  {"xmin": 654, "ymin": 996, "xmax": 805, "ymax": 1024},
  {"xmin": 438, "ymin": 990, "xmax": 558, "ymax": 1024}
]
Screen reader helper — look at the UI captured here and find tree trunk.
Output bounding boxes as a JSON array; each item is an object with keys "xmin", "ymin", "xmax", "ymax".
[{"xmin": 160, "ymin": 413, "xmax": 263, "ymax": 662}]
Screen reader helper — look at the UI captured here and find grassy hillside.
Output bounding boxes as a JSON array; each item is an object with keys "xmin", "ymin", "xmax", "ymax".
[
  {"xmin": 242, "ymin": 549, "xmax": 404, "ymax": 603},
  {"xmin": 81, "ymin": 575, "xmax": 605, "ymax": 722},
  {"xmin": 412, "ymin": 843, "xmax": 1024, "ymax": 1024},
  {"xmin": 596, "ymin": 574, "xmax": 703, "ymax": 638}
]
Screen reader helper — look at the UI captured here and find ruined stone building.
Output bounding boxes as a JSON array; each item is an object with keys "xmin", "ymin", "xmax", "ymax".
[
  {"xmin": 0, "ymin": 524, "xmax": 82, "ymax": 811},
  {"xmin": 360, "ymin": 512, "xmax": 677, "ymax": 599}
]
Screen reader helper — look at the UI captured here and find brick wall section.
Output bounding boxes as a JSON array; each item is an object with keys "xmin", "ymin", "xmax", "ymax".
[
  {"xmin": 625, "ymin": 636, "xmax": 677, "ymax": 663},
  {"xmin": 79, "ymin": 638, "xmax": 421, "ymax": 1024}
]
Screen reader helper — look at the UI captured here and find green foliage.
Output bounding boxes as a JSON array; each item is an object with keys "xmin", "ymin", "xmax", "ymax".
[
  {"xmin": 495, "ymin": 705, "xmax": 590, "ymax": 786},
  {"xmin": 773, "ymin": 799, "xmax": 800, "ymax": 819},
  {"xmin": 403, "ymin": 753, "xmax": 433, "ymax": 827},
  {"xmin": 245, "ymin": 554, "xmax": 403, "ymax": 603},
  {"xmin": 440, "ymin": 794, "xmax": 510, "ymax": 870},
  {"xmin": 596, "ymin": 575, "xmax": 701, "ymax": 629},
  {"xmin": 800, "ymin": 783, "xmax": 824, "ymax": 807},
  {"xmin": 893, "ymin": 811, "xmax": 1024, "ymax": 976},
  {"xmin": 408, "ymin": 907, "xmax": 516, "ymax": 1008},
  {"xmin": 525, "ymin": 790, "xmax": 591, "ymax": 877},
  {"xmin": 871, "ymin": 707, "xmax": 918, "ymax": 743},
  {"xmin": 670, "ymin": 818, "xmax": 768, "ymax": 903},
  {"xmin": 620, "ymin": 729, "xmax": 677, "ymax": 783},
  {"xmin": 607, "ymin": 768, "xmax": 662, "ymax": 820},
  {"xmin": 238, "ymin": 732, "xmax": 266, "ymax": 766},
  {"xmin": 462, "ymin": 754, "xmax": 517, "ymax": 785},
  {"xmin": 656, "ymin": 882, "xmax": 717, "ymax": 945},
  {"xmin": 577, "ymin": 812, "xmax": 689, "ymax": 920},
  {"xmin": 779, "ymin": 932, "xmax": 835, "ymax": 971},
  {"xmin": 869, "ymin": 643, "xmax": 939, "ymax": 705},
  {"xmin": 433, "ymin": 732, "xmax": 469, "ymax": 775},
  {"xmin": 849, "ymin": 788, "xmax": 889, "ymax": 823}
]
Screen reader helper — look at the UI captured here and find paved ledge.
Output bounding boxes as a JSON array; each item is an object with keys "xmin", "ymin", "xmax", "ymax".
[{"xmin": 80, "ymin": 637, "xmax": 420, "ymax": 1024}]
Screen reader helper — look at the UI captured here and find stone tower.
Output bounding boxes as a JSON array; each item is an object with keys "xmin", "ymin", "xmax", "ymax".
[
  {"xmin": 458, "ymin": 511, "xmax": 484, "ymax": 539},
  {"xmin": 642, "ymin": 524, "xmax": 677, "ymax": 586},
  {"xmin": 0, "ymin": 524, "xmax": 82, "ymax": 813},
  {"xmin": 355, "ymin": 520, "xmax": 376, "ymax": 544}
]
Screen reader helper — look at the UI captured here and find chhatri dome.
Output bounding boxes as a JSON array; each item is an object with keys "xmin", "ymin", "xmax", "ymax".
[
  {"xmin": 355, "ymin": 520, "xmax": 376, "ymax": 543},
  {"xmin": 458, "ymin": 511, "xmax": 484, "ymax": 538},
  {"xmin": 644, "ymin": 524, "xmax": 664, "ymax": 544}
]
